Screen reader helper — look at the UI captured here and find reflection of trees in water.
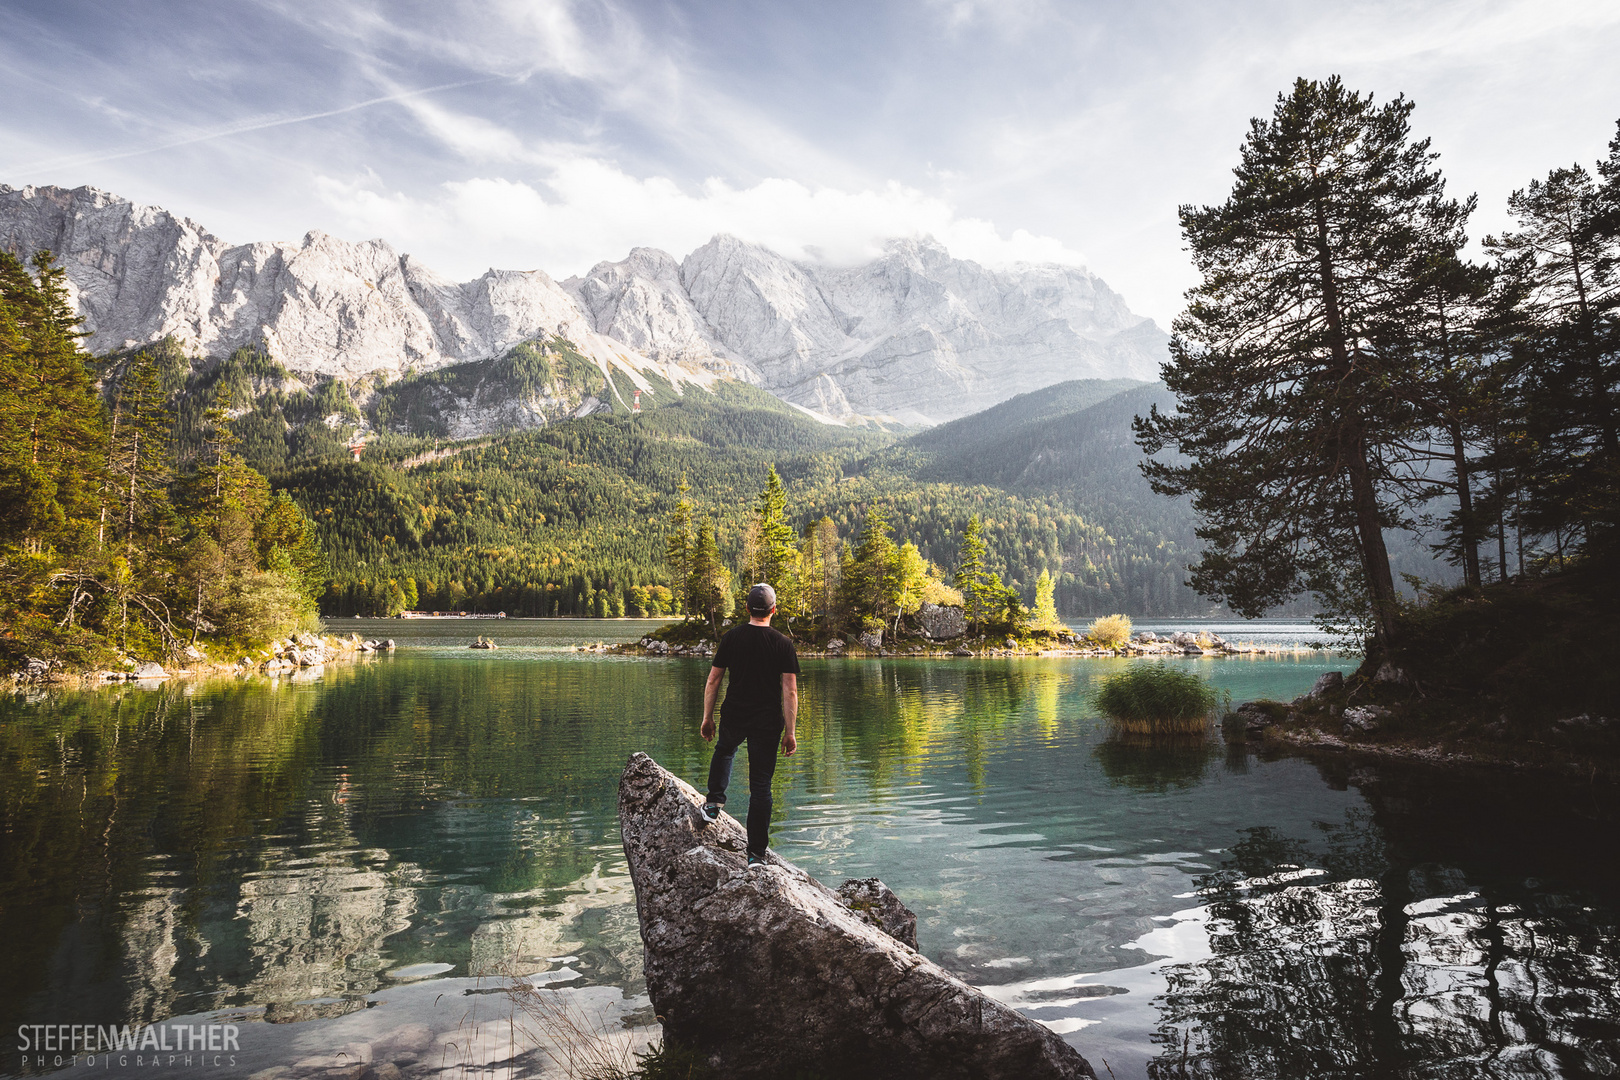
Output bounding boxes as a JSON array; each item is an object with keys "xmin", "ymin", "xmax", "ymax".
[
  {"xmin": 1144, "ymin": 814, "xmax": 1620, "ymax": 1078},
  {"xmin": 1092, "ymin": 734, "xmax": 1218, "ymax": 793}
]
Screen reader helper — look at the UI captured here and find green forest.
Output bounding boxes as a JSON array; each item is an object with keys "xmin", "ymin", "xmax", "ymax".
[
  {"xmin": 264, "ymin": 369, "xmax": 1220, "ymax": 620},
  {"xmin": 0, "ymin": 252, "xmax": 325, "ymax": 672}
]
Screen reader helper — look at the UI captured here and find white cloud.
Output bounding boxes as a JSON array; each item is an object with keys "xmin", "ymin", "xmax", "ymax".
[{"xmin": 313, "ymin": 158, "xmax": 1088, "ymax": 280}]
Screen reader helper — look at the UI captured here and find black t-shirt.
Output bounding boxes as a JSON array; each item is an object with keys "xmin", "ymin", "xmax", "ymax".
[{"xmin": 712, "ymin": 623, "xmax": 801, "ymax": 727}]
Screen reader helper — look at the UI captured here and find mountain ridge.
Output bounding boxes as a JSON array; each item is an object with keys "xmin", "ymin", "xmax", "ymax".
[{"xmin": 2, "ymin": 183, "xmax": 1168, "ymax": 427}]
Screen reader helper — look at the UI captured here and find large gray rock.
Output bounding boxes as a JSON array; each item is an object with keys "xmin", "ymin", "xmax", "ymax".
[
  {"xmin": 1309, "ymin": 671, "xmax": 1345, "ymax": 698},
  {"xmin": 618, "ymin": 753, "xmax": 1095, "ymax": 1079},
  {"xmin": 917, "ymin": 602, "xmax": 967, "ymax": 640}
]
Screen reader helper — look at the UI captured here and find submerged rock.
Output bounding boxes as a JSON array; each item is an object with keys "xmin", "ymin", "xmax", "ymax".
[{"xmin": 617, "ymin": 752, "xmax": 1095, "ymax": 1079}]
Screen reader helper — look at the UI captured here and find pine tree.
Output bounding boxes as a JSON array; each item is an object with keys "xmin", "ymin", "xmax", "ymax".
[
  {"xmin": 1484, "ymin": 160, "xmax": 1619, "ymax": 549},
  {"xmin": 106, "ymin": 351, "xmax": 175, "ymax": 553},
  {"xmin": 1136, "ymin": 76, "xmax": 1470, "ymax": 648},
  {"xmin": 686, "ymin": 520, "xmax": 732, "ymax": 636},
  {"xmin": 0, "ymin": 251, "xmax": 105, "ymax": 552},
  {"xmin": 844, "ymin": 504, "xmax": 900, "ymax": 631},
  {"xmin": 800, "ymin": 516, "xmax": 841, "ymax": 633},
  {"xmin": 954, "ymin": 514, "xmax": 993, "ymax": 633},
  {"xmin": 754, "ymin": 465, "xmax": 801, "ymax": 620},
  {"xmin": 665, "ymin": 473, "xmax": 694, "ymax": 617}
]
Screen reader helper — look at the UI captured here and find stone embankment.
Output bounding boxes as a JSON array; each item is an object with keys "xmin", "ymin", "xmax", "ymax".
[
  {"xmin": 618, "ymin": 752, "xmax": 1096, "ymax": 1079},
  {"xmin": 12, "ymin": 632, "xmax": 395, "ymax": 688}
]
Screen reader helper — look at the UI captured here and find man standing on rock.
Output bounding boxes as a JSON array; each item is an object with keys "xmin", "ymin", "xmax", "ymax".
[{"xmin": 700, "ymin": 583, "xmax": 800, "ymax": 865}]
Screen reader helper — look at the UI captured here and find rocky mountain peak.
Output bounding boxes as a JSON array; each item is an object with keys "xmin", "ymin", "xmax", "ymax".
[{"xmin": 1, "ymin": 184, "xmax": 1167, "ymax": 426}]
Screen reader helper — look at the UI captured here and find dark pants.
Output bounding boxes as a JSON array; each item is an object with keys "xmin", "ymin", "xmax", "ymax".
[{"xmin": 706, "ymin": 718, "xmax": 782, "ymax": 856}]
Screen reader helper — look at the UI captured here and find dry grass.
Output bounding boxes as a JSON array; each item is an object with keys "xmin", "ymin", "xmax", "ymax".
[
  {"xmin": 504, "ymin": 977, "xmax": 655, "ymax": 1079},
  {"xmin": 1087, "ymin": 614, "xmax": 1133, "ymax": 648}
]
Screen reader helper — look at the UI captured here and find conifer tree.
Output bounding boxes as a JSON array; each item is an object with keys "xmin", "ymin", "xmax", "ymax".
[
  {"xmin": 665, "ymin": 473, "xmax": 694, "ymax": 617},
  {"xmin": 1136, "ymin": 76, "xmax": 1470, "ymax": 648},
  {"xmin": 0, "ymin": 252, "xmax": 104, "ymax": 551},
  {"xmin": 106, "ymin": 351, "xmax": 175, "ymax": 553},
  {"xmin": 954, "ymin": 514, "xmax": 992, "ymax": 633},
  {"xmin": 844, "ymin": 504, "xmax": 900, "ymax": 631},
  {"xmin": 686, "ymin": 519, "xmax": 732, "ymax": 636},
  {"xmin": 800, "ymin": 516, "xmax": 841, "ymax": 632},
  {"xmin": 1485, "ymin": 160, "xmax": 1619, "ymax": 547},
  {"xmin": 753, "ymin": 465, "xmax": 801, "ymax": 620}
]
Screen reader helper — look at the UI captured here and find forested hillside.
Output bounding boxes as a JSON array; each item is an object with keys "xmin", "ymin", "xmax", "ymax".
[{"xmin": 267, "ymin": 371, "xmax": 1228, "ymax": 618}]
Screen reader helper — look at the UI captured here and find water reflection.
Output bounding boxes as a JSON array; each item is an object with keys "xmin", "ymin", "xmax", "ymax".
[
  {"xmin": 0, "ymin": 624, "xmax": 1615, "ymax": 1079},
  {"xmin": 1093, "ymin": 735, "xmax": 1220, "ymax": 793}
]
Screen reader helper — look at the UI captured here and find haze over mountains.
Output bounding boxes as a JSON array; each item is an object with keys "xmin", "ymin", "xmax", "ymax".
[{"xmin": 0, "ymin": 183, "xmax": 1167, "ymax": 426}]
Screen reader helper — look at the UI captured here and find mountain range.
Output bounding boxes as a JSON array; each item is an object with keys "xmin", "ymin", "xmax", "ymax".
[{"xmin": 0, "ymin": 183, "xmax": 1167, "ymax": 426}]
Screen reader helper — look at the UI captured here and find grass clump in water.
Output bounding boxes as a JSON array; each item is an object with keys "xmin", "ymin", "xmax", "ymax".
[
  {"xmin": 1095, "ymin": 663, "xmax": 1218, "ymax": 735},
  {"xmin": 1087, "ymin": 613, "xmax": 1133, "ymax": 648}
]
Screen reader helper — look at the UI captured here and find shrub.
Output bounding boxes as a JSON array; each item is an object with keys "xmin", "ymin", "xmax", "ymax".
[
  {"xmin": 1087, "ymin": 613, "xmax": 1133, "ymax": 648},
  {"xmin": 1095, "ymin": 663, "xmax": 1218, "ymax": 735}
]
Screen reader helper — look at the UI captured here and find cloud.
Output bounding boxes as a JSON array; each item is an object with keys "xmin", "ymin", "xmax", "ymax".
[{"xmin": 313, "ymin": 158, "xmax": 1088, "ymax": 280}]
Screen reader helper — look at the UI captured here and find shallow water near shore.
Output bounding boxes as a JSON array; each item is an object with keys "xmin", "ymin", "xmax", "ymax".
[{"xmin": 2, "ymin": 618, "xmax": 1616, "ymax": 1079}]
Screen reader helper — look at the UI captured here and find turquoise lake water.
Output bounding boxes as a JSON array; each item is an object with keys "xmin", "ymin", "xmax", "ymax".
[{"xmin": 1, "ymin": 618, "xmax": 1615, "ymax": 1078}]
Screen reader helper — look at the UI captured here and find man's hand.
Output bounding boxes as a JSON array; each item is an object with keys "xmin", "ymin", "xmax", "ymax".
[
  {"xmin": 701, "ymin": 716, "xmax": 716, "ymax": 742},
  {"xmin": 781, "ymin": 729, "xmax": 797, "ymax": 756}
]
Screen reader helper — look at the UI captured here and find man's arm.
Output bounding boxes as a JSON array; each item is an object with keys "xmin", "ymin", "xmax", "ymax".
[
  {"xmin": 701, "ymin": 666, "xmax": 724, "ymax": 742},
  {"xmin": 780, "ymin": 672, "xmax": 799, "ymax": 756}
]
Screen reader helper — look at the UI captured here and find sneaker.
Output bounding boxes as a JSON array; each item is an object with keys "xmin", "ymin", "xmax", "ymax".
[
  {"xmin": 746, "ymin": 850, "xmax": 766, "ymax": 866},
  {"xmin": 701, "ymin": 802, "xmax": 721, "ymax": 823}
]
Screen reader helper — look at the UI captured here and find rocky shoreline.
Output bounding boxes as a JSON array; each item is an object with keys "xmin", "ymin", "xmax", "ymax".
[
  {"xmin": 1230, "ymin": 668, "xmax": 1618, "ymax": 779},
  {"xmin": 8, "ymin": 631, "xmax": 394, "ymax": 690},
  {"xmin": 615, "ymin": 625, "xmax": 1324, "ymax": 661}
]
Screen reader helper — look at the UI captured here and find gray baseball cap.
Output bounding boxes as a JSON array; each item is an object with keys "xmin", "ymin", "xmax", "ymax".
[{"xmin": 746, "ymin": 583, "xmax": 777, "ymax": 615}]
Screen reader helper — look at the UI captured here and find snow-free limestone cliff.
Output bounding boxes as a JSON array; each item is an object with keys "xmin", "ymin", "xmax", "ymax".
[{"xmin": 1, "ymin": 183, "xmax": 1166, "ymax": 425}]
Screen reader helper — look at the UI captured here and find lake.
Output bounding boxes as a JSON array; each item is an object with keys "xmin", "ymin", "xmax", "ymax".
[{"xmin": 2, "ymin": 618, "xmax": 1616, "ymax": 1079}]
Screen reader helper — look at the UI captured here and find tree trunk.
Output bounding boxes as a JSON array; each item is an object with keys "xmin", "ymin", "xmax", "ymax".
[
  {"xmin": 1314, "ymin": 196, "xmax": 1400, "ymax": 646},
  {"xmin": 1448, "ymin": 419, "xmax": 1481, "ymax": 588}
]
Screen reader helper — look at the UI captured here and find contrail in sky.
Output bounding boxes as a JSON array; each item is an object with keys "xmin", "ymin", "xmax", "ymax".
[{"xmin": 3, "ymin": 76, "xmax": 511, "ymax": 180}]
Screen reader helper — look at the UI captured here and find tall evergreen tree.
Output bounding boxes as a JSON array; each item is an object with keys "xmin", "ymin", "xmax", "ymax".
[
  {"xmin": 665, "ymin": 473, "xmax": 694, "ymax": 617},
  {"xmin": 0, "ymin": 252, "xmax": 104, "ymax": 551},
  {"xmin": 106, "ymin": 351, "xmax": 175, "ymax": 553},
  {"xmin": 686, "ymin": 519, "xmax": 731, "ymax": 636},
  {"xmin": 1136, "ymin": 76, "xmax": 1470, "ymax": 647},
  {"xmin": 844, "ymin": 504, "xmax": 900, "ymax": 630},
  {"xmin": 753, "ymin": 465, "xmax": 801, "ymax": 619},
  {"xmin": 1484, "ymin": 160, "xmax": 1619, "ymax": 548},
  {"xmin": 954, "ymin": 514, "xmax": 992, "ymax": 632}
]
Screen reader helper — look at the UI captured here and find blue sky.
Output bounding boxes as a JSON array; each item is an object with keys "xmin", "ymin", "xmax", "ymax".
[{"xmin": 3, "ymin": 0, "xmax": 1618, "ymax": 323}]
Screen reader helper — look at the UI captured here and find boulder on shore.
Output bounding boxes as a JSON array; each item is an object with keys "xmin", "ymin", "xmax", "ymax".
[
  {"xmin": 617, "ymin": 752, "xmax": 1096, "ymax": 1079},
  {"xmin": 917, "ymin": 602, "xmax": 968, "ymax": 640}
]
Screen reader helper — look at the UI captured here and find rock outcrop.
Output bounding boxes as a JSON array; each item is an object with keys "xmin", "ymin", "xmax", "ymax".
[
  {"xmin": 0, "ymin": 184, "xmax": 691, "ymax": 390},
  {"xmin": 618, "ymin": 752, "xmax": 1095, "ymax": 1079},
  {"xmin": 2, "ymin": 185, "xmax": 1165, "ymax": 426},
  {"xmin": 917, "ymin": 602, "xmax": 968, "ymax": 640}
]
